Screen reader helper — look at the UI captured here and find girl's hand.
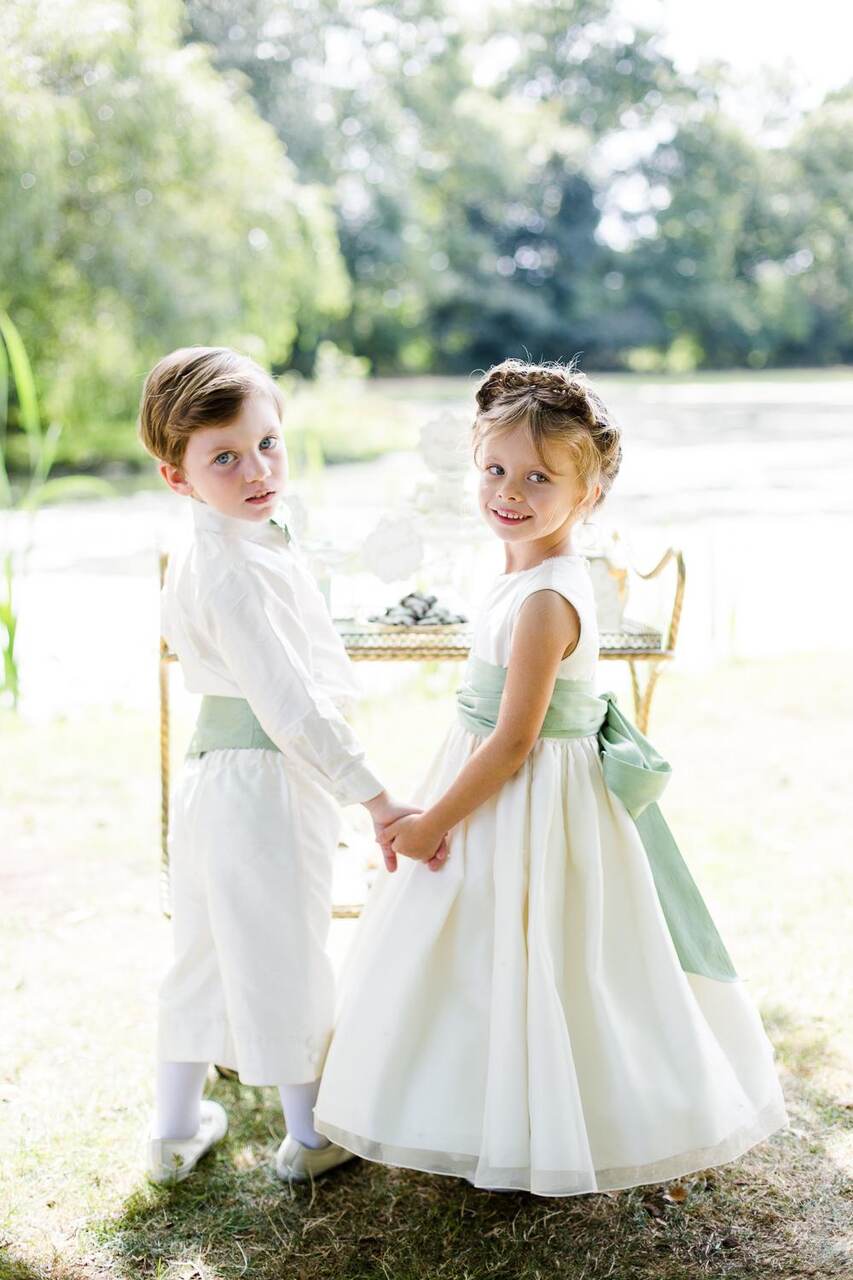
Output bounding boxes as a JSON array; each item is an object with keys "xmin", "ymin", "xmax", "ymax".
[
  {"xmin": 363, "ymin": 793, "xmax": 423, "ymax": 872},
  {"xmin": 383, "ymin": 813, "xmax": 449, "ymax": 872}
]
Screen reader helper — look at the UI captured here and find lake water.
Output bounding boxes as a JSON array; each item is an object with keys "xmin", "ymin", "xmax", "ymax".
[{"xmin": 5, "ymin": 373, "xmax": 852, "ymax": 720}]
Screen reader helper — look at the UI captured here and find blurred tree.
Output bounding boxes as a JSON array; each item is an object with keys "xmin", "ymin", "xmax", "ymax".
[
  {"xmin": 781, "ymin": 84, "xmax": 853, "ymax": 364},
  {"xmin": 625, "ymin": 110, "xmax": 795, "ymax": 368},
  {"xmin": 184, "ymin": 0, "xmax": 680, "ymax": 371},
  {"xmin": 0, "ymin": 0, "xmax": 849, "ymax": 464},
  {"xmin": 623, "ymin": 80, "xmax": 853, "ymax": 369},
  {"xmin": 0, "ymin": 0, "xmax": 347, "ymax": 466}
]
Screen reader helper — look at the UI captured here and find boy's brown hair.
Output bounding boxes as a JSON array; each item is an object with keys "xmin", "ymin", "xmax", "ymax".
[{"xmin": 138, "ymin": 346, "xmax": 284, "ymax": 467}]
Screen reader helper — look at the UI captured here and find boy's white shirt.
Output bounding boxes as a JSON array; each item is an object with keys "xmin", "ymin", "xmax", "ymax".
[{"xmin": 161, "ymin": 498, "xmax": 382, "ymax": 807}]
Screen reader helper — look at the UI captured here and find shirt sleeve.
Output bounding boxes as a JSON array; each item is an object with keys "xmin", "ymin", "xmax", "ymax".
[{"xmin": 204, "ymin": 570, "xmax": 384, "ymax": 806}]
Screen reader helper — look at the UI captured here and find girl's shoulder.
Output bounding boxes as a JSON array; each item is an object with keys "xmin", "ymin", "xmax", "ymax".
[
  {"xmin": 515, "ymin": 558, "xmax": 597, "ymax": 640},
  {"xmin": 500, "ymin": 555, "xmax": 596, "ymax": 611},
  {"xmin": 475, "ymin": 555, "xmax": 597, "ymax": 653},
  {"xmin": 513, "ymin": 557, "xmax": 599, "ymax": 675}
]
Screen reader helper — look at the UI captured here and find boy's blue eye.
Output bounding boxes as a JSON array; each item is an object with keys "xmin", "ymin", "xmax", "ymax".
[
  {"xmin": 214, "ymin": 452, "xmax": 234, "ymax": 466},
  {"xmin": 259, "ymin": 436, "xmax": 277, "ymax": 450}
]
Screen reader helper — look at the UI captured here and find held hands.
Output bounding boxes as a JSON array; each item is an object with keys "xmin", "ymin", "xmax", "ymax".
[
  {"xmin": 363, "ymin": 793, "xmax": 444, "ymax": 873},
  {"xmin": 363, "ymin": 791, "xmax": 449, "ymax": 873},
  {"xmin": 380, "ymin": 812, "xmax": 449, "ymax": 873}
]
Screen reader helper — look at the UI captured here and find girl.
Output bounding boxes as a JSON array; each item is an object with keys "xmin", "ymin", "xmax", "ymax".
[{"xmin": 315, "ymin": 359, "xmax": 787, "ymax": 1196}]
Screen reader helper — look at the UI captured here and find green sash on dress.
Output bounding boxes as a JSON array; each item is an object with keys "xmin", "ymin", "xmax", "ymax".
[{"xmin": 457, "ymin": 654, "xmax": 737, "ymax": 983}]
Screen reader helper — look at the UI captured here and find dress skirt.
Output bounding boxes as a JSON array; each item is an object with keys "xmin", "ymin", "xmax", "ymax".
[{"xmin": 315, "ymin": 724, "xmax": 787, "ymax": 1195}]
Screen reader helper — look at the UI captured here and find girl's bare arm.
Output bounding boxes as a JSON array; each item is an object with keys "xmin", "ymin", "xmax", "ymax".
[{"xmin": 416, "ymin": 589, "xmax": 579, "ymax": 839}]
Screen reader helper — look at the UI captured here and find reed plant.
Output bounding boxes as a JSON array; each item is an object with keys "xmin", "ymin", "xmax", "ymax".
[{"xmin": 0, "ymin": 311, "xmax": 112, "ymax": 709}]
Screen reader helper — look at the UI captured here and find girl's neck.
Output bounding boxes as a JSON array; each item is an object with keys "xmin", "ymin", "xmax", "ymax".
[{"xmin": 502, "ymin": 529, "xmax": 578, "ymax": 575}]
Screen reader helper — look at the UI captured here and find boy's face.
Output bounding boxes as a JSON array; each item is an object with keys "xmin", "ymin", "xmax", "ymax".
[{"xmin": 160, "ymin": 390, "xmax": 287, "ymax": 522}]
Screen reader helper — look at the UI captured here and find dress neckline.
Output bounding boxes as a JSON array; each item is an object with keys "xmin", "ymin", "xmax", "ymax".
[{"xmin": 497, "ymin": 554, "xmax": 585, "ymax": 578}]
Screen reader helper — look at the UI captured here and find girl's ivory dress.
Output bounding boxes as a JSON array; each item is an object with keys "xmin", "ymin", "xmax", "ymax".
[{"xmin": 315, "ymin": 555, "xmax": 787, "ymax": 1195}]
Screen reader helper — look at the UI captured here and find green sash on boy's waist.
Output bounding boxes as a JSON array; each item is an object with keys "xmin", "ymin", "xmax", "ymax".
[
  {"xmin": 457, "ymin": 654, "xmax": 737, "ymax": 983},
  {"xmin": 187, "ymin": 695, "xmax": 280, "ymax": 757}
]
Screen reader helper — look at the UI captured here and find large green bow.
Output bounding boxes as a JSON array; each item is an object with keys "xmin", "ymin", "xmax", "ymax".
[
  {"xmin": 596, "ymin": 691, "xmax": 671, "ymax": 818},
  {"xmin": 456, "ymin": 656, "xmax": 737, "ymax": 983}
]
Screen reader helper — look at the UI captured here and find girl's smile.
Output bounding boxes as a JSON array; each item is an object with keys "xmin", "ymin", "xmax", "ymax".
[{"xmin": 490, "ymin": 505, "xmax": 532, "ymax": 524}]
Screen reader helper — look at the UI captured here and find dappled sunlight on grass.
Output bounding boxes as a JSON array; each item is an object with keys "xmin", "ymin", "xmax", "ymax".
[{"xmin": 88, "ymin": 1055, "xmax": 852, "ymax": 1280}]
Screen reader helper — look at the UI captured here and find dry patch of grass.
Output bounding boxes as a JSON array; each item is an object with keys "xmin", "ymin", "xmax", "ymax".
[{"xmin": 82, "ymin": 1049, "xmax": 850, "ymax": 1280}]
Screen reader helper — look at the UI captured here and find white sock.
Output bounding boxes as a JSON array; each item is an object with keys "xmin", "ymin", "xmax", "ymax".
[
  {"xmin": 278, "ymin": 1079, "xmax": 329, "ymax": 1149},
  {"xmin": 153, "ymin": 1060, "xmax": 210, "ymax": 1140}
]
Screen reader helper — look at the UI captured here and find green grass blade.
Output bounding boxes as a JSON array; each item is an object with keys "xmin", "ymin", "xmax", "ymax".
[
  {"xmin": 304, "ymin": 429, "xmax": 326, "ymax": 475},
  {"xmin": 30, "ymin": 420, "xmax": 63, "ymax": 490},
  {"xmin": 21, "ymin": 474, "xmax": 116, "ymax": 510},
  {"xmin": 0, "ymin": 342, "xmax": 10, "ymax": 509},
  {"xmin": 0, "ymin": 551, "xmax": 18, "ymax": 707},
  {"xmin": 0, "ymin": 310, "xmax": 42, "ymax": 472},
  {"xmin": 0, "ymin": 339, "xmax": 8, "ymax": 443}
]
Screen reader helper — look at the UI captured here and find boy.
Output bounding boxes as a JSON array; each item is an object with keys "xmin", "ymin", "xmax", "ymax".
[{"xmin": 138, "ymin": 346, "xmax": 442, "ymax": 1185}]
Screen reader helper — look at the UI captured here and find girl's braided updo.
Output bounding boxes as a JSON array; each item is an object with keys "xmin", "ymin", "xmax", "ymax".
[{"xmin": 473, "ymin": 358, "xmax": 622, "ymax": 509}]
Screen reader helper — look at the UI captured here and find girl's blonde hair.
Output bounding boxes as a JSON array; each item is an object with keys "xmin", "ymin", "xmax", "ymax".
[{"xmin": 473, "ymin": 358, "xmax": 622, "ymax": 508}]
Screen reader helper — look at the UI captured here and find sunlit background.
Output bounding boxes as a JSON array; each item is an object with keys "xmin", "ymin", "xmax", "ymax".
[
  {"xmin": 2, "ymin": 0, "xmax": 852, "ymax": 717},
  {"xmin": 3, "ymin": 3, "xmax": 853, "ymax": 1275}
]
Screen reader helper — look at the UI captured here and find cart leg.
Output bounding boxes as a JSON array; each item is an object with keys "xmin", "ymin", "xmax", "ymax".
[
  {"xmin": 628, "ymin": 659, "xmax": 663, "ymax": 734},
  {"xmin": 159, "ymin": 647, "xmax": 172, "ymax": 919}
]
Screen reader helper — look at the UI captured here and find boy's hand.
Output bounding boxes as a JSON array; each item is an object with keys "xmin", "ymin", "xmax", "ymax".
[
  {"xmin": 382, "ymin": 813, "xmax": 449, "ymax": 872},
  {"xmin": 363, "ymin": 792, "xmax": 423, "ymax": 872}
]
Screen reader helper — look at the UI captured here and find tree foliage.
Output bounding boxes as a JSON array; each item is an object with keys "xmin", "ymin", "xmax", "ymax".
[
  {"xmin": 0, "ymin": 0, "xmax": 347, "ymax": 464},
  {"xmin": 0, "ymin": 0, "xmax": 850, "ymax": 467},
  {"xmin": 185, "ymin": 0, "xmax": 852, "ymax": 373}
]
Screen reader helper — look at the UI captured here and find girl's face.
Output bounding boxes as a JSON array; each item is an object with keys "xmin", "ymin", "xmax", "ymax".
[
  {"xmin": 159, "ymin": 390, "xmax": 287, "ymax": 522},
  {"xmin": 477, "ymin": 422, "xmax": 591, "ymax": 549}
]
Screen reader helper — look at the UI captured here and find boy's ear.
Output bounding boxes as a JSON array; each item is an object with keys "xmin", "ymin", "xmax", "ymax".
[{"xmin": 159, "ymin": 461, "xmax": 194, "ymax": 496}]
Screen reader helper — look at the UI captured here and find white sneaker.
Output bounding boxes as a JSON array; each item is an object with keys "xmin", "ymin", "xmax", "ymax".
[
  {"xmin": 275, "ymin": 1134, "xmax": 356, "ymax": 1183},
  {"xmin": 147, "ymin": 1100, "xmax": 228, "ymax": 1185}
]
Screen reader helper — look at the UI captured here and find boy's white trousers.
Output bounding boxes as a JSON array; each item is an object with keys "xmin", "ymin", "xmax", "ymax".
[{"xmin": 157, "ymin": 747, "xmax": 340, "ymax": 1085}]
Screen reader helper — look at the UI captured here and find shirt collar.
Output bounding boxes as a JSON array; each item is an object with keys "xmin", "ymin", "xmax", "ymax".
[{"xmin": 190, "ymin": 497, "xmax": 284, "ymax": 545}]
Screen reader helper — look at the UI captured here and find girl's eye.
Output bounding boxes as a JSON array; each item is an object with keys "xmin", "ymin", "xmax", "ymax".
[
  {"xmin": 529, "ymin": 472, "xmax": 549, "ymax": 484},
  {"xmin": 486, "ymin": 464, "xmax": 504, "ymax": 476},
  {"xmin": 214, "ymin": 452, "xmax": 234, "ymax": 466},
  {"xmin": 259, "ymin": 436, "xmax": 277, "ymax": 450}
]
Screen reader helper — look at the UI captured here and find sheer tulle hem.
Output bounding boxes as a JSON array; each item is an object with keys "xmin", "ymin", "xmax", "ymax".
[{"xmin": 317, "ymin": 1096, "xmax": 788, "ymax": 1197}]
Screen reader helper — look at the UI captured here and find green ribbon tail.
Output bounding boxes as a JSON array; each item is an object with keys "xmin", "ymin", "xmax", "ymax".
[
  {"xmin": 597, "ymin": 693, "xmax": 738, "ymax": 983},
  {"xmin": 634, "ymin": 803, "xmax": 738, "ymax": 982}
]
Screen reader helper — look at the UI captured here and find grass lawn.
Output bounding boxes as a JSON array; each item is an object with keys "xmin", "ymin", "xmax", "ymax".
[{"xmin": 1, "ymin": 653, "xmax": 851, "ymax": 1279}]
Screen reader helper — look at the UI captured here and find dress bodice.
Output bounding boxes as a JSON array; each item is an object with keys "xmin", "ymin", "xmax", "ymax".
[{"xmin": 470, "ymin": 555, "xmax": 599, "ymax": 680}]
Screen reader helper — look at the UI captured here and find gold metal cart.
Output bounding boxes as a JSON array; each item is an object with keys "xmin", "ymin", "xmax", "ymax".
[{"xmin": 158, "ymin": 548, "xmax": 685, "ymax": 916}]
